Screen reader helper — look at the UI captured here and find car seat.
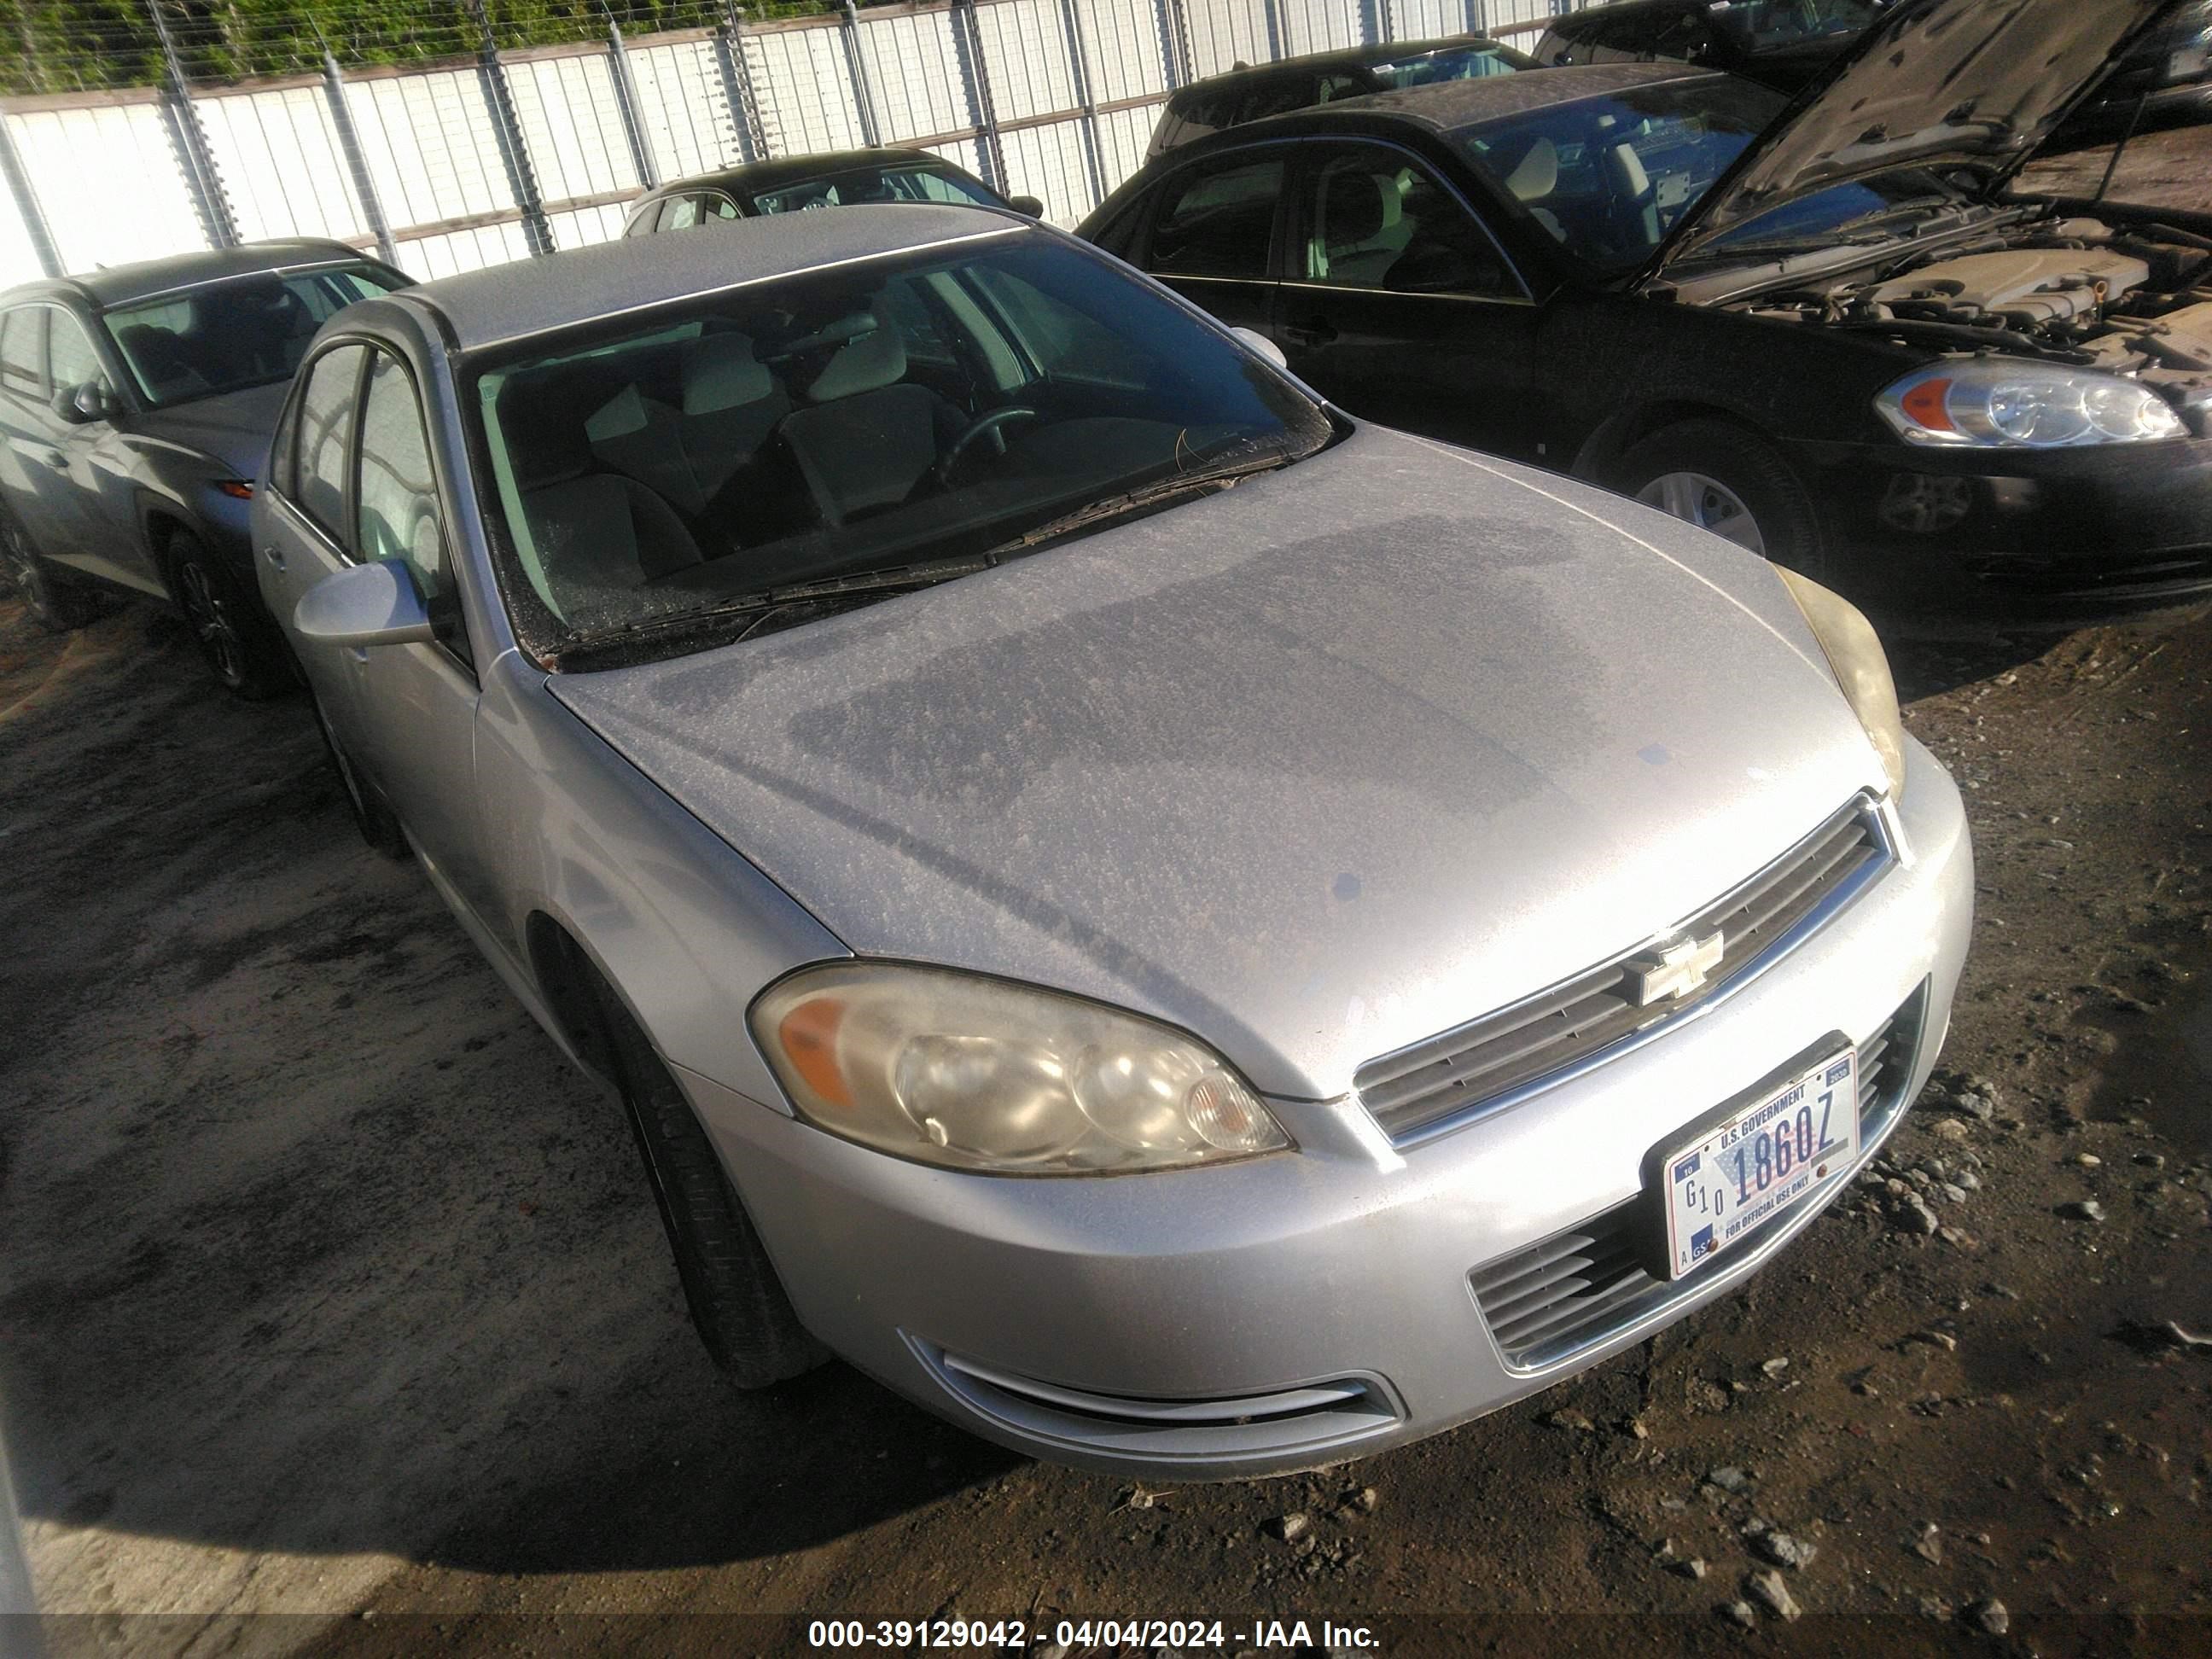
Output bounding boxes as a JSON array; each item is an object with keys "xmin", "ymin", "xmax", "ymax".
[{"xmin": 773, "ymin": 310, "xmax": 962, "ymax": 527}]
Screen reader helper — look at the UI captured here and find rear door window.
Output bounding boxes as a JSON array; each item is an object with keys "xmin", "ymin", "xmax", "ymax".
[
  {"xmin": 357, "ymin": 350, "xmax": 468, "ymax": 661},
  {"xmin": 1150, "ymin": 154, "xmax": 1284, "ymax": 280}
]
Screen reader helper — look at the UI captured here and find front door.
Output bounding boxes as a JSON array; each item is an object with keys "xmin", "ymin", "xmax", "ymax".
[
  {"xmin": 341, "ymin": 348, "xmax": 492, "ymax": 921},
  {"xmin": 1275, "ymin": 141, "xmax": 1544, "ymax": 463},
  {"xmin": 43, "ymin": 306, "xmax": 160, "ymax": 594}
]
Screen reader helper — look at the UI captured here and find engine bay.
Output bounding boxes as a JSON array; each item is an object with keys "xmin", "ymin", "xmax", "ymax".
[{"xmin": 1726, "ymin": 215, "xmax": 2212, "ymax": 415}]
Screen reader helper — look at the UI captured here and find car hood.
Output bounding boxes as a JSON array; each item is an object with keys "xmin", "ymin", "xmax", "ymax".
[
  {"xmin": 550, "ymin": 428, "xmax": 1884, "ymax": 1101},
  {"xmin": 127, "ymin": 381, "xmax": 290, "ymax": 483},
  {"xmin": 1653, "ymin": 0, "xmax": 2174, "ymax": 271}
]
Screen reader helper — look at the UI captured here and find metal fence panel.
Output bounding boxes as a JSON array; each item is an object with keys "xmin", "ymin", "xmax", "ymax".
[
  {"xmin": 629, "ymin": 37, "xmax": 743, "ymax": 177},
  {"xmin": 749, "ymin": 22, "xmax": 871, "ymax": 155},
  {"xmin": 197, "ymin": 85, "xmax": 369, "ymax": 246},
  {"xmin": 344, "ymin": 67, "xmax": 522, "ymax": 253},
  {"xmin": 505, "ymin": 49, "xmax": 644, "ymax": 212},
  {"xmin": 7, "ymin": 99, "xmax": 207, "ymax": 273}
]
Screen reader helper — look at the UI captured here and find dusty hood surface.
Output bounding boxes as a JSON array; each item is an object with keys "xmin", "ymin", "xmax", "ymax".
[
  {"xmin": 128, "ymin": 381, "xmax": 292, "ymax": 483},
  {"xmin": 551, "ymin": 428, "xmax": 1884, "ymax": 1100},
  {"xmin": 1657, "ymin": 0, "xmax": 2174, "ymax": 269}
]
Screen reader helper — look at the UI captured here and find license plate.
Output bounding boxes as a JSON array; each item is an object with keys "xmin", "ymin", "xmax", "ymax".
[{"xmin": 1657, "ymin": 1049, "xmax": 1859, "ymax": 1279}]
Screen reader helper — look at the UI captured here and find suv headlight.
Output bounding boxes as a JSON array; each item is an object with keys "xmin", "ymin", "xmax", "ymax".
[
  {"xmin": 1778, "ymin": 568, "xmax": 1906, "ymax": 802},
  {"xmin": 1876, "ymin": 362, "xmax": 2184, "ymax": 448},
  {"xmin": 751, "ymin": 963, "xmax": 1291, "ymax": 1174}
]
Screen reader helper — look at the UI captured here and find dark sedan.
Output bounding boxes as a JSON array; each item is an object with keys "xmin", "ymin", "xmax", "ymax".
[
  {"xmin": 0, "ymin": 241, "xmax": 410, "ymax": 694},
  {"xmin": 1143, "ymin": 34, "xmax": 1535, "ymax": 158},
  {"xmin": 1528, "ymin": 0, "xmax": 1883, "ymax": 94},
  {"xmin": 623, "ymin": 148, "xmax": 1040, "ymax": 235},
  {"xmin": 1079, "ymin": 0, "xmax": 2212, "ymax": 631}
]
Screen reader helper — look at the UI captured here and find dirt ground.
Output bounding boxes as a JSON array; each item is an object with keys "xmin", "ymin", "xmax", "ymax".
[{"xmin": 4, "ymin": 127, "xmax": 2212, "ymax": 1659}]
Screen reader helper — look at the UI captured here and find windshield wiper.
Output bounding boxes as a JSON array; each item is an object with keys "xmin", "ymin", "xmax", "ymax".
[
  {"xmin": 986, "ymin": 451, "xmax": 1298, "ymax": 559},
  {"xmin": 552, "ymin": 555, "xmax": 992, "ymax": 665}
]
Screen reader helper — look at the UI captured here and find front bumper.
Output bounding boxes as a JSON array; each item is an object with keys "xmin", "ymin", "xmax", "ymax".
[
  {"xmin": 1787, "ymin": 434, "xmax": 2212, "ymax": 632},
  {"xmin": 682, "ymin": 739, "xmax": 1973, "ymax": 1480}
]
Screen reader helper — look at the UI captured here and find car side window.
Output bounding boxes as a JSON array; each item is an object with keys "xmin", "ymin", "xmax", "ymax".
[
  {"xmin": 294, "ymin": 343, "xmax": 368, "ymax": 544},
  {"xmin": 357, "ymin": 349, "xmax": 468, "ymax": 662},
  {"xmin": 46, "ymin": 309, "xmax": 109, "ymax": 400},
  {"xmin": 706, "ymin": 193, "xmax": 741, "ymax": 220},
  {"xmin": 0, "ymin": 308, "xmax": 46, "ymax": 402},
  {"xmin": 1150, "ymin": 154, "xmax": 1284, "ymax": 281},
  {"xmin": 1300, "ymin": 146, "xmax": 1516, "ymax": 298},
  {"xmin": 660, "ymin": 195, "xmax": 704, "ymax": 232}
]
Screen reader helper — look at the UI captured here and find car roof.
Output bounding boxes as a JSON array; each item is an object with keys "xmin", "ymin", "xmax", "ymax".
[
  {"xmin": 1, "ymin": 240, "xmax": 378, "ymax": 311},
  {"xmin": 639, "ymin": 147, "xmax": 974, "ymax": 202},
  {"xmin": 1288, "ymin": 61, "xmax": 1718, "ymax": 131},
  {"xmin": 1172, "ymin": 32, "xmax": 1517, "ymax": 96},
  {"xmin": 399, "ymin": 202, "xmax": 1029, "ymax": 352}
]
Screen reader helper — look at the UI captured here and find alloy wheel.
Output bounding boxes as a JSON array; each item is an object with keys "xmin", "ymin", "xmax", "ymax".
[
  {"xmin": 1635, "ymin": 470, "xmax": 1767, "ymax": 557},
  {"xmin": 177, "ymin": 556, "xmax": 246, "ymax": 687}
]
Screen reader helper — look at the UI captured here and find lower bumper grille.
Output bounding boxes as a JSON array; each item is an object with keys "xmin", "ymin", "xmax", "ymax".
[
  {"xmin": 1358, "ymin": 798, "xmax": 1891, "ymax": 1145},
  {"xmin": 911, "ymin": 1340, "xmax": 1401, "ymax": 1464},
  {"xmin": 1470, "ymin": 982, "xmax": 1929, "ymax": 1371}
]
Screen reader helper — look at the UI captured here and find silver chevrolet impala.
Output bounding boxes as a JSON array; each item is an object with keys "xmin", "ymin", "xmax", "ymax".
[{"xmin": 254, "ymin": 205, "xmax": 1971, "ymax": 1480}]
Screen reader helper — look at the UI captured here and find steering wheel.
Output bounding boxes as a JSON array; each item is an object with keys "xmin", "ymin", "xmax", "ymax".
[{"xmin": 938, "ymin": 406, "xmax": 1039, "ymax": 484}]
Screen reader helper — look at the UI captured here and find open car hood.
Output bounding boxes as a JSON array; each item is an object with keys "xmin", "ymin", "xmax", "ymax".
[{"xmin": 1649, "ymin": 0, "xmax": 2174, "ymax": 275}]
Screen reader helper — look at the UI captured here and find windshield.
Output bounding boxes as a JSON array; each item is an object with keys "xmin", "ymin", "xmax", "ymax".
[
  {"xmin": 1709, "ymin": 0, "xmax": 1882, "ymax": 49},
  {"xmin": 1458, "ymin": 79, "xmax": 1787, "ymax": 275},
  {"xmin": 104, "ymin": 263, "xmax": 405, "ymax": 409},
  {"xmin": 469, "ymin": 236, "xmax": 1331, "ymax": 659},
  {"xmin": 1364, "ymin": 44, "xmax": 1529, "ymax": 89},
  {"xmin": 745, "ymin": 164, "xmax": 1004, "ymax": 216}
]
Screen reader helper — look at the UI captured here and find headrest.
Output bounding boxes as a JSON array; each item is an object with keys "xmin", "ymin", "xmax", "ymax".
[
  {"xmin": 1505, "ymin": 137, "xmax": 1559, "ymax": 203},
  {"xmin": 806, "ymin": 313, "xmax": 906, "ymax": 403},
  {"xmin": 498, "ymin": 370, "xmax": 598, "ymax": 492},
  {"xmin": 682, "ymin": 333, "xmax": 771, "ymax": 415},
  {"xmin": 1605, "ymin": 140, "xmax": 1650, "ymax": 198},
  {"xmin": 1322, "ymin": 170, "xmax": 1393, "ymax": 246}
]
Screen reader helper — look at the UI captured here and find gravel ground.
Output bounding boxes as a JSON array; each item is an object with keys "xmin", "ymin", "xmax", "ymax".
[{"xmin": 3, "ymin": 127, "xmax": 2210, "ymax": 1659}]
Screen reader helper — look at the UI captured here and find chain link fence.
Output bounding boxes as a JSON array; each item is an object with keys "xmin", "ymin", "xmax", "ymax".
[{"xmin": 0, "ymin": 0, "xmax": 1592, "ymax": 288}]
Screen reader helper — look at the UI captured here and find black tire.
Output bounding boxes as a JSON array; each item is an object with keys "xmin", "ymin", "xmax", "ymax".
[
  {"xmin": 1612, "ymin": 418, "xmax": 1830, "ymax": 582},
  {"xmin": 588, "ymin": 970, "xmax": 829, "ymax": 1388},
  {"xmin": 166, "ymin": 528, "xmax": 293, "ymax": 700},
  {"xmin": 311, "ymin": 689, "xmax": 409, "ymax": 860},
  {"xmin": 0, "ymin": 511, "xmax": 99, "ymax": 632}
]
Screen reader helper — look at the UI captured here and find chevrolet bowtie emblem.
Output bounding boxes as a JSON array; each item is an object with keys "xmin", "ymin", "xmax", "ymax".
[{"xmin": 1626, "ymin": 931, "xmax": 1726, "ymax": 1006}]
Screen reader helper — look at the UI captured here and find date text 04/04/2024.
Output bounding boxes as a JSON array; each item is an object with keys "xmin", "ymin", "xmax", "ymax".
[{"xmin": 806, "ymin": 1619, "xmax": 1379, "ymax": 1649}]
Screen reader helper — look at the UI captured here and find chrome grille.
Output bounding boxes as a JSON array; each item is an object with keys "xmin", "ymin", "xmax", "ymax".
[
  {"xmin": 1359, "ymin": 800, "xmax": 1889, "ymax": 1144},
  {"xmin": 1470, "ymin": 983, "xmax": 1928, "ymax": 1370}
]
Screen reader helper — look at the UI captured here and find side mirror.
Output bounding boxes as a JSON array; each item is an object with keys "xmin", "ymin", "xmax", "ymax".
[
  {"xmin": 294, "ymin": 559, "xmax": 435, "ymax": 649},
  {"xmin": 54, "ymin": 381, "xmax": 117, "ymax": 424},
  {"xmin": 1008, "ymin": 194, "xmax": 1045, "ymax": 218},
  {"xmin": 1231, "ymin": 326, "xmax": 1289, "ymax": 370}
]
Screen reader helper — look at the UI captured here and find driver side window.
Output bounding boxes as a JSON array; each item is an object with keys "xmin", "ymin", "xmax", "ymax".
[
  {"xmin": 46, "ymin": 311, "xmax": 110, "ymax": 403},
  {"xmin": 1300, "ymin": 146, "xmax": 1516, "ymax": 298},
  {"xmin": 357, "ymin": 350, "xmax": 467, "ymax": 662}
]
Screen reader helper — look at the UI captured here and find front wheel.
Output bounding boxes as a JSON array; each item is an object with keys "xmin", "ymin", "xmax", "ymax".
[
  {"xmin": 1, "ymin": 514, "xmax": 98, "ymax": 632},
  {"xmin": 1612, "ymin": 419, "xmax": 1829, "ymax": 580},
  {"xmin": 168, "ymin": 529, "xmax": 293, "ymax": 699},
  {"xmin": 590, "ymin": 972, "xmax": 829, "ymax": 1388}
]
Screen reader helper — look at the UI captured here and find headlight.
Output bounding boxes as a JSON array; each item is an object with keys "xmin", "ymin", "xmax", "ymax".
[
  {"xmin": 1876, "ymin": 362, "xmax": 2184, "ymax": 448},
  {"xmin": 1778, "ymin": 568, "xmax": 1906, "ymax": 801},
  {"xmin": 750, "ymin": 963, "xmax": 1291, "ymax": 1174}
]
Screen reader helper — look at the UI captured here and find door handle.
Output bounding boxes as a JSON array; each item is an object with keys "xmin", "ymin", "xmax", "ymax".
[
  {"xmin": 1283, "ymin": 318, "xmax": 1338, "ymax": 346},
  {"xmin": 261, "ymin": 544, "xmax": 285, "ymax": 570}
]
